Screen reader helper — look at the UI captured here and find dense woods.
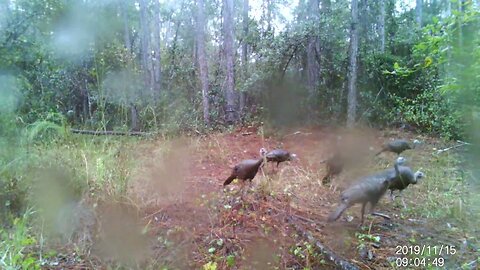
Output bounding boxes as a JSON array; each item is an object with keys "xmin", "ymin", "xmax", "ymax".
[
  {"xmin": 1, "ymin": 0, "xmax": 480, "ymax": 269},
  {"xmin": 0, "ymin": 0, "xmax": 477, "ymax": 136}
]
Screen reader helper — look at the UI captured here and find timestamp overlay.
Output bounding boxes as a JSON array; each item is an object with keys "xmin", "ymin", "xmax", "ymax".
[{"xmin": 393, "ymin": 244, "xmax": 457, "ymax": 268}]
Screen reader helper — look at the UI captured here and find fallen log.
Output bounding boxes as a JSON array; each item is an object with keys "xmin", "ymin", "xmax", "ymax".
[
  {"xmin": 70, "ymin": 129, "xmax": 152, "ymax": 136},
  {"xmin": 287, "ymin": 216, "xmax": 359, "ymax": 270}
]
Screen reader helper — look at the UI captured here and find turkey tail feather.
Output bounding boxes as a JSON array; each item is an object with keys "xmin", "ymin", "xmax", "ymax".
[{"xmin": 223, "ymin": 175, "xmax": 236, "ymax": 186}]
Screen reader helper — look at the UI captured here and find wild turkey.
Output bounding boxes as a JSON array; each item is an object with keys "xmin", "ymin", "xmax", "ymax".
[
  {"xmin": 376, "ymin": 139, "xmax": 420, "ymax": 156},
  {"xmin": 265, "ymin": 149, "xmax": 297, "ymax": 170},
  {"xmin": 321, "ymin": 136, "xmax": 346, "ymax": 185},
  {"xmin": 386, "ymin": 160, "xmax": 425, "ymax": 208},
  {"xmin": 320, "ymin": 151, "xmax": 345, "ymax": 185},
  {"xmin": 328, "ymin": 157, "xmax": 405, "ymax": 226},
  {"xmin": 223, "ymin": 148, "xmax": 267, "ymax": 190}
]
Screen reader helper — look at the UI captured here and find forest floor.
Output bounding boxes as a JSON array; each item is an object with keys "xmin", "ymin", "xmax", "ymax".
[{"xmin": 45, "ymin": 126, "xmax": 479, "ymax": 269}]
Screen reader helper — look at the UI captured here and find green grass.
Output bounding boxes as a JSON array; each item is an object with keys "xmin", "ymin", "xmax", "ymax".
[
  {"xmin": 1, "ymin": 119, "xmax": 145, "ymax": 268},
  {"xmin": 0, "ymin": 208, "xmax": 41, "ymax": 270}
]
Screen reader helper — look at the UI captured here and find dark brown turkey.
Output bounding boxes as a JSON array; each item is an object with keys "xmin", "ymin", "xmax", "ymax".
[
  {"xmin": 223, "ymin": 148, "xmax": 267, "ymax": 187},
  {"xmin": 320, "ymin": 151, "xmax": 345, "ymax": 184}
]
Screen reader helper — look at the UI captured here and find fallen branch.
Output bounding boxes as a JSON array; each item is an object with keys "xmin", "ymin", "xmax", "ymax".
[
  {"xmin": 370, "ymin": 212, "xmax": 391, "ymax": 220},
  {"xmin": 287, "ymin": 216, "xmax": 360, "ymax": 270},
  {"xmin": 284, "ymin": 131, "xmax": 312, "ymax": 138},
  {"xmin": 70, "ymin": 129, "xmax": 152, "ymax": 136},
  {"xmin": 435, "ymin": 141, "xmax": 470, "ymax": 154}
]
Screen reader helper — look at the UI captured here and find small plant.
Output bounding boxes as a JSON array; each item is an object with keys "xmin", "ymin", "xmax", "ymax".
[
  {"xmin": 355, "ymin": 232, "xmax": 381, "ymax": 243},
  {"xmin": 290, "ymin": 242, "xmax": 319, "ymax": 268},
  {"xmin": 0, "ymin": 208, "xmax": 41, "ymax": 270},
  {"xmin": 202, "ymin": 261, "xmax": 217, "ymax": 270},
  {"xmin": 225, "ymin": 254, "xmax": 235, "ymax": 267}
]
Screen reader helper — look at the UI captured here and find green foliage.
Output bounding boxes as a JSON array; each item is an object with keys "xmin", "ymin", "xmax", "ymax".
[
  {"xmin": 25, "ymin": 118, "xmax": 67, "ymax": 143},
  {"xmin": 0, "ymin": 209, "xmax": 41, "ymax": 270},
  {"xmin": 390, "ymin": 90, "xmax": 463, "ymax": 139},
  {"xmin": 360, "ymin": 3, "xmax": 479, "ymax": 139},
  {"xmin": 202, "ymin": 261, "xmax": 217, "ymax": 270},
  {"xmin": 290, "ymin": 241, "xmax": 322, "ymax": 268}
]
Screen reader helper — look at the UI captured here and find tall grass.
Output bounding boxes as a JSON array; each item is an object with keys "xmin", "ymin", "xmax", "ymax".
[
  {"xmin": 0, "ymin": 208, "xmax": 40, "ymax": 270},
  {"xmin": 1, "ymin": 114, "xmax": 143, "ymax": 268}
]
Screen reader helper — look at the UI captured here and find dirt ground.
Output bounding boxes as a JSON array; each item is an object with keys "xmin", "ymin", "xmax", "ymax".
[{"xmin": 107, "ymin": 126, "xmax": 477, "ymax": 269}]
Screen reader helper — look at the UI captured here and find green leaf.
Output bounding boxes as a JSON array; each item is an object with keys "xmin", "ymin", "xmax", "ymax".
[
  {"xmin": 424, "ymin": 56, "xmax": 433, "ymax": 68},
  {"xmin": 202, "ymin": 261, "xmax": 217, "ymax": 270},
  {"xmin": 226, "ymin": 255, "xmax": 236, "ymax": 267},
  {"xmin": 393, "ymin": 62, "xmax": 400, "ymax": 70}
]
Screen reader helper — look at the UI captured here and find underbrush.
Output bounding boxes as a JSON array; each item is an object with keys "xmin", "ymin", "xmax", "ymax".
[{"xmin": 0, "ymin": 121, "xmax": 145, "ymax": 268}]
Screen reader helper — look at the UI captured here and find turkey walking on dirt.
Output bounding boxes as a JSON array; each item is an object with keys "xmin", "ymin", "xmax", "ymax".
[
  {"xmin": 328, "ymin": 157, "xmax": 406, "ymax": 226},
  {"xmin": 223, "ymin": 148, "xmax": 267, "ymax": 197},
  {"xmin": 265, "ymin": 149, "xmax": 297, "ymax": 171},
  {"xmin": 376, "ymin": 139, "xmax": 420, "ymax": 156},
  {"xmin": 320, "ymin": 151, "xmax": 345, "ymax": 189}
]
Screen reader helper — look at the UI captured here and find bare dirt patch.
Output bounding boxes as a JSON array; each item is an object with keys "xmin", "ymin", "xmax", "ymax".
[{"xmin": 125, "ymin": 127, "xmax": 477, "ymax": 269}]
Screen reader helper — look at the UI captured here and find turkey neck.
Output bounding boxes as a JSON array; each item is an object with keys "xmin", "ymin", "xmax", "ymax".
[{"xmin": 394, "ymin": 162, "xmax": 400, "ymax": 176}]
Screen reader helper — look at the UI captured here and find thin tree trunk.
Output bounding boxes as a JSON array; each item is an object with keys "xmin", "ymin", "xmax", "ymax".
[
  {"xmin": 240, "ymin": 0, "xmax": 249, "ymax": 118},
  {"xmin": 153, "ymin": 0, "xmax": 162, "ymax": 96},
  {"xmin": 458, "ymin": 0, "xmax": 463, "ymax": 49},
  {"xmin": 265, "ymin": 0, "xmax": 273, "ymax": 35},
  {"xmin": 379, "ymin": 0, "xmax": 386, "ymax": 53},
  {"xmin": 121, "ymin": 0, "xmax": 131, "ymax": 53},
  {"xmin": 196, "ymin": 0, "xmax": 210, "ymax": 126},
  {"xmin": 347, "ymin": 0, "xmax": 359, "ymax": 127},
  {"xmin": 223, "ymin": 0, "xmax": 237, "ymax": 124},
  {"xmin": 139, "ymin": 0, "xmax": 151, "ymax": 92},
  {"xmin": 306, "ymin": 0, "xmax": 320, "ymax": 109},
  {"xmin": 416, "ymin": 0, "xmax": 422, "ymax": 27},
  {"xmin": 0, "ymin": 0, "xmax": 9, "ymax": 30},
  {"xmin": 130, "ymin": 103, "xmax": 139, "ymax": 131},
  {"xmin": 320, "ymin": 0, "xmax": 332, "ymax": 87},
  {"xmin": 298, "ymin": 0, "xmax": 308, "ymax": 81}
]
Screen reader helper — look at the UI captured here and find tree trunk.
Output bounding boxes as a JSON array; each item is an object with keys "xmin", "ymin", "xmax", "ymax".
[
  {"xmin": 320, "ymin": 0, "xmax": 332, "ymax": 88},
  {"xmin": 0, "ymin": 0, "xmax": 9, "ymax": 27},
  {"xmin": 196, "ymin": 0, "xmax": 211, "ymax": 126},
  {"xmin": 458, "ymin": 0, "xmax": 464, "ymax": 49},
  {"xmin": 379, "ymin": 0, "xmax": 386, "ymax": 53},
  {"xmin": 306, "ymin": 0, "xmax": 320, "ymax": 109},
  {"xmin": 223, "ymin": 0, "xmax": 237, "ymax": 124},
  {"xmin": 130, "ymin": 103, "xmax": 140, "ymax": 131},
  {"xmin": 416, "ymin": 0, "xmax": 422, "ymax": 27},
  {"xmin": 446, "ymin": 0, "xmax": 451, "ymax": 16},
  {"xmin": 121, "ymin": 0, "xmax": 131, "ymax": 53},
  {"xmin": 139, "ymin": 0, "xmax": 151, "ymax": 92},
  {"xmin": 153, "ymin": 0, "xmax": 162, "ymax": 96},
  {"xmin": 347, "ymin": 0, "xmax": 359, "ymax": 127},
  {"xmin": 265, "ymin": 0, "xmax": 273, "ymax": 35},
  {"xmin": 239, "ymin": 0, "xmax": 249, "ymax": 118}
]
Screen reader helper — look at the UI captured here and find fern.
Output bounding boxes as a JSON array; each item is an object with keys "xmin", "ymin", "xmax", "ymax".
[{"xmin": 26, "ymin": 120, "xmax": 66, "ymax": 143}]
